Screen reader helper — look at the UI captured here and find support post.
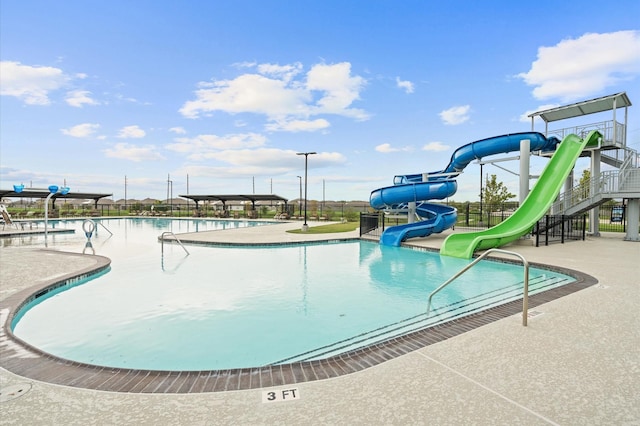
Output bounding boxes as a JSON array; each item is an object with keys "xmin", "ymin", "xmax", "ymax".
[
  {"xmin": 296, "ymin": 152, "xmax": 316, "ymax": 232},
  {"xmin": 519, "ymin": 139, "xmax": 530, "ymax": 205},
  {"xmin": 590, "ymin": 150, "xmax": 601, "ymax": 236},
  {"xmin": 408, "ymin": 202, "xmax": 416, "ymax": 224},
  {"xmin": 624, "ymin": 199, "xmax": 640, "ymax": 241}
]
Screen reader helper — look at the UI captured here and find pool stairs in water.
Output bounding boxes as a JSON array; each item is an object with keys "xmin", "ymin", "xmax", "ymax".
[{"xmin": 270, "ymin": 273, "xmax": 572, "ymax": 365}]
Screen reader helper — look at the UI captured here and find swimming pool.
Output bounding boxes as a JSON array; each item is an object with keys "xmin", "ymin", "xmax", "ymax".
[{"xmin": 9, "ymin": 218, "xmax": 577, "ymax": 371}]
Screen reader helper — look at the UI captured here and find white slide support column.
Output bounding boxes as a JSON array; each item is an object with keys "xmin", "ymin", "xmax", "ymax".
[
  {"xmin": 624, "ymin": 199, "xmax": 640, "ymax": 241},
  {"xmin": 519, "ymin": 139, "xmax": 530, "ymax": 205},
  {"xmin": 590, "ymin": 150, "xmax": 601, "ymax": 236}
]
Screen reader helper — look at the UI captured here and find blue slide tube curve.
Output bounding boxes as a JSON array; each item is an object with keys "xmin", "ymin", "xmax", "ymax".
[{"xmin": 370, "ymin": 132, "xmax": 559, "ymax": 246}]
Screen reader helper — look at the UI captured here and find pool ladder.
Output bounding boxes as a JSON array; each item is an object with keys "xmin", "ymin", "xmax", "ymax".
[
  {"xmin": 427, "ymin": 249, "xmax": 530, "ymax": 326},
  {"xmin": 160, "ymin": 231, "xmax": 190, "ymax": 255}
]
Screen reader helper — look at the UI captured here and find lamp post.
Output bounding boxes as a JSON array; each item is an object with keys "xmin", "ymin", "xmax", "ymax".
[
  {"xmin": 43, "ymin": 185, "xmax": 70, "ymax": 247},
  {"xmin": 479, "ymin": 163, "xmax": 483, "ymax": 222},
  {"xmin": 297, "ymin": 176, "xmax": 302, "ymax": 217},
  {"xmin": 296, "ymin": 152, "xmax": 316, "ymax": 232},
  {"xmin": 167, "ymin": 174, "xmax": 173, "ymax": 217}
]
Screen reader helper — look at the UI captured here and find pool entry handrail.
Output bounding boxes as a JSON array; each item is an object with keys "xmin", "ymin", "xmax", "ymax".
[
  {"xmin": 83, "ymin": 219, "xmax": 113, "ymax": 236},
  {"xmin": 161, "ymin": 231, "xmax": 190, "ymax": 255},
  {"xmin": 82, "ymin": 219, "xmax": 113, "ymax": 254},
  {"xmin": 427, "ymin": 249, "xmax": 530, "ymax": 326}
]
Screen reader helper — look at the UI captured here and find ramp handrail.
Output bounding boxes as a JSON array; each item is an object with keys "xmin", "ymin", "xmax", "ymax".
[
  {"xmin": 426, "ymin": 249, "xmax": 530, "ymax": 326},
  {"xmin": 161, "ymin": 231, "xmax": 190, "ymax": 255}
]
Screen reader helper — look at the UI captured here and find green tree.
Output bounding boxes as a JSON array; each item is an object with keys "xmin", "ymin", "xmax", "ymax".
[
  {"xmin": 309, "ymin": 200, "xmax": 318, "ymax": 216},
  {"xmin": 482, "ymin": 174, "xmax": 515, "ymax": 211},
  {"xmin": 577, "ymin": 169, "xmax": 591, "ymax": 200}
]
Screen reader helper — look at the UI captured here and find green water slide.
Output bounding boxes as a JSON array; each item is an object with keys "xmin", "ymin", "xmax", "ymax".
[{"xmin": 440, "ymin": 130, "xmax": 602, "ymax": 259}]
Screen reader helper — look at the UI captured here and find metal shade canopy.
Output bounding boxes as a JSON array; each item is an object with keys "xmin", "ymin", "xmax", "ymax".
[
  {"xmin": 528, "ymin": 92, "xmax": 632, "ymax": 123},
  {"xmin": 179, "ymin": 194, "xmax": 289, "ymax": 211},
  {"xmin": 0, "ymin": 189, "xmax": 112, "ymax": 207},
  {"xmin": 179, "ymin": 194, "xmax": 288, "ymax": 204}
]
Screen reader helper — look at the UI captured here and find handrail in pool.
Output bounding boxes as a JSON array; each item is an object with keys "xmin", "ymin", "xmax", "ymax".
[
  {"xmin": 427, "ymin": 248, "xmax": 530, "ymax": 326},
  {"xmin": 83, "ymin": 219, "xmax": 113, "ymax": 237},
  {"xmin": 161, "ymin": 231, "xmax": 190, "ymax": 255}
]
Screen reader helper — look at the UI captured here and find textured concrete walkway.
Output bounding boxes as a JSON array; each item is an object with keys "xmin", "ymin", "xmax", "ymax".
[{"xmin": 1, "ymin": 223, "xmax": 638, "ymax": 425}]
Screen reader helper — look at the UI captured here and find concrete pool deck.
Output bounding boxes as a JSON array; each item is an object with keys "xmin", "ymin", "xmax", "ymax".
[{"xmin": 1, "ymin": 221, "xmax": 638, "ymax": 425}]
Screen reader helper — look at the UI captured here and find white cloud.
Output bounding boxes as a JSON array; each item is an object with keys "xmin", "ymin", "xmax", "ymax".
[
  {"xmin": 103, "ymin": 143, "xmax": 165, "ymax": 162},
  {"xmin": 0, "ymin": 61, "xmax": 69, "ymax": 105},
  {"xmin": 422, "ymin": 141, "xmax": 450, "ymax": 152},
  {"xmin": 265, "ymin": 118, "xmax": 330, "ymax": 132},
  {"xmin": 117, "ymin": 125, "xmax": 146, "ymax": 138},
  {"xmin": 180, "ymin": 73, "xmax": 308, "ymax": 118},
  {"xmin": 439, "ymin": 105, "xmax": 471, "ymax": 125},
  {"xmin": 375, "ymin": 143, "xmax": 413, "ymax": 153},
  {"xmin": 257, "ymin": 62, "xmax": 303, "ymax": 83},
  {"xmin": 61, "ymin": 123, "xmax": 101, "ymax": 138},
  {"xmin": 306, "ymin": 62, "xmax": 368, "ymax": 119},
  {"xmin": 165, "ymin": 132, "xmax": 267, "ymax": 159},
  {"xmin": 375, "ymin": 143, "xmax": 396, "ymax": 153},
  {"xmin": 179, "ymin": 61, "xmax": 369, "ymax": 126},
  {"xmin": 518, "ymin": 30, "xmax": 640, "ymax": 102},
  {"xmin": 169, "ymin": 127, "xmax": 187, "ymax": 134},
  {"xmin": 174, "ymin": 149, "xmax": 346, "ymax": 178},
  {"xmin": 519, "ymin": 104, "xmax": 560, "ymax": 123},
  {"xmin": 204, "ymin": 148, "xmax": 300, "ymax": 165},
  {"xmin": 66, "ymin": 90, "xmax": 99, "ymax": 107},
  {"xmin": 396, "ymin": 77, "xmax": 414, "ymax": 94}
]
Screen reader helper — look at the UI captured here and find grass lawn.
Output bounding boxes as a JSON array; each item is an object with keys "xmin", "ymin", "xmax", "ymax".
[{"xmin": 286, "ymin": 221, "xmax": 359, "ymax": 234}]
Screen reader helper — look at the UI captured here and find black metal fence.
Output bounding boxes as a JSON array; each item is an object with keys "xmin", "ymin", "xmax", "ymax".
[
  {"xmin": 6, "ymin": 201, "xmax": 377, "ymax": 221},
  {"xmin": 454, "ymin": 202, "xmax": 519, "ymax": 230},
  {"xmin": 454, "ymin": 203, "xmax": 630, "ymax": 233},
  {"xmin": 533, "ymin": 215, "xmax": 587, "ymax": 246},
  {"xmin": 360, "ymin": 212, "xmax": 382, "ymax": 237},
  {"xmin": 360, "ymin": 203, "xmax": 632, "ymax": 241}
]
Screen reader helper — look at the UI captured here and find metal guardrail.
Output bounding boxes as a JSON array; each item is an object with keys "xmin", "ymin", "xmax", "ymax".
[
  {"xmin": 548, "ymin": 120, "xmax": 626, "ymax": 146},
  {"xmin": 160, "ymin": 231, "xmax": 190, "ymax": 255},
  {"xmin": 426, "ymin": 249, "xmax": 530, "ymax": 326},
  {"xmin": 551, "ymin": 142, "xmax": 640, "ymax": 216},
  {"xmin": 552, "ymin": 168, "xmax": 640, "ymax": 216}
]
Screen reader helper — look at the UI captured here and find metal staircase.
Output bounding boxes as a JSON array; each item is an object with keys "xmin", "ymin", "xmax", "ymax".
[{"xmin": 552, "ymin": 146, "xmax": 640, "ymax": 216}]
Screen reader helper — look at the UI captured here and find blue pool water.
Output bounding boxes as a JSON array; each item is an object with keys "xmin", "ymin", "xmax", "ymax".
[{"xmin": 11, "ymin": 218, "xmax": 575, "ymax": 370}]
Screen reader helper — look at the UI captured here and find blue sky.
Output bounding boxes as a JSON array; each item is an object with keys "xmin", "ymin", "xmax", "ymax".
[{"xmin": 1, "ymin": 1, "xmax": 639, "ymax": 203}]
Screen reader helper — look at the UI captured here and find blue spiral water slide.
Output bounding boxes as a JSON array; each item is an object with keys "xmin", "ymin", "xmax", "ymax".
[{"xmin": 369, "ymin": 132, "xmax": 559, "ymax": 246}]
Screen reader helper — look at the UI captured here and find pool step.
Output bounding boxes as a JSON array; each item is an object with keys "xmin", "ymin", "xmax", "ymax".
[{"xmin": 271, "ymin": 274, "xmax": 571, "ymax": 364}]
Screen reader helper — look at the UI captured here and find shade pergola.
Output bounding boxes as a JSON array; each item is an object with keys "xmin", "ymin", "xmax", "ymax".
[
  {"xmin": 179, "ymin": 194, "xmax": 288, "ymax": 210},
  {"xmin": 0, "ymin": 189, "xmax": 113, "ymax": 209}
]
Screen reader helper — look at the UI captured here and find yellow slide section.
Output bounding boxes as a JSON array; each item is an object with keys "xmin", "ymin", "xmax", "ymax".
[{"xmin": 440, "ymin": 130, "xmax": 601, "ymax": 258}]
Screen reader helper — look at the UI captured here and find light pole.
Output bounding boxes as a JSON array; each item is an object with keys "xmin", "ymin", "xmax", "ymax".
[
  {"xmin": 167, "ymin": 174, "xmax": 173, "ymax": 216},
  {"xmin": 297, "ymin": 176, "xmax": 302, "ymax": 217},
  {"xmin": 479, "ymin": 163, "xmax": 483, "ymax": 222},
  {"xmin": 296, "ymin": 152, "xmax": 316, "ymax": 232}
]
